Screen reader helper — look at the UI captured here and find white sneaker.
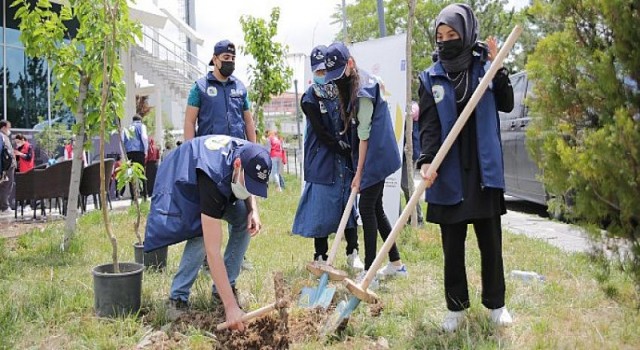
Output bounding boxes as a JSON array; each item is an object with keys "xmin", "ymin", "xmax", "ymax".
[
  {"xmin": 346, "ymin": 250, "xmax": 365, "ymax": 271},
  {"xmin": 314, "ymin": 256, "xmax": 325, "ymax": 264},
  {"xmin": 377, "ymin": 262, "xmax": 408, "ymax": 278},
  {"xmin": 355, "ymin": 270, "xmax": 379, "ymax": 290},
  {"xmin": 442, "ymin": 310, "xmax": 465, "ymax": 333},
  {"xmin": 489, "ymin": 307, "xmax": 513, "ymax": 326}
]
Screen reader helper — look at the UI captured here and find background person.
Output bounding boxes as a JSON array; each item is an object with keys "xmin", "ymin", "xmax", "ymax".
[{"xmin": 417, "ymin": 3, "xmax": 515, "ymax": 332}]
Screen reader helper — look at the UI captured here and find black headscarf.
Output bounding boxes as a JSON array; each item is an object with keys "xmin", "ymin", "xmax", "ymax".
[{"xmin": 435, "ymin": 3, "xmax": 479, "ymax": 72}]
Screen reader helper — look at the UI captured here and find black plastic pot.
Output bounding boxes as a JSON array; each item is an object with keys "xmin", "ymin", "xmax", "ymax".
[
  {"xmin": 133, "ymin": 243, "xmax": 144, "ymax": 265},
  {"xmin": 143, "ymin": 246, "xmax": 168, "ymax": 271},
  {"xmin": 92, "ymin": 262, "xmax": 144, "ymax": 317}
]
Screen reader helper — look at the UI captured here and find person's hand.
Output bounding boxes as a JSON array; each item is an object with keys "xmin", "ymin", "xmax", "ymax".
[
  {"xmin": 351, "ymin": 172, "xmax": 362, "ymax": 193},
  {"xmin": 338, "ymin": 140, "xmax": 351, "ymax": 157},
  {"xmin": 247, "ymin": 210, "xmax": 262, "ymax": 237},
  {"xmin": 486, "ymin": 36, "xmax": 502, "ymax": 68},
  {"xmin": 420, "ymin": 163, "xmax": 438, "ymax": 187},
  {"xmin": 224, "ymin": 304, "xmax": 246, "ymax": 331},
  {"xmin": 13, "ymin": 150, "xmax": 23, "ymax": 157}
]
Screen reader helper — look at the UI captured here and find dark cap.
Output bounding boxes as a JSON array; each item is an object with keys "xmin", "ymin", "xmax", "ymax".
[
  {"xmin": 238, "ymin": 144, "xmax": 271, "ymax": 198},
  {"xmin": 310, "ymin": 45, "xmax": 327, "ymax": 72},
  {"xmin": 324, "ymin": 42, "xmax": 351, "ymax": 82},
  {"xmin": 209, "ymin": 40, "xmax": 236, "ymax": 65}
]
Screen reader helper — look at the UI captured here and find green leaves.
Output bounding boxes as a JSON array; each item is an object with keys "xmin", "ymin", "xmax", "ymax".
[{"xmin": 240, "ymin": 7, "xmax": 293, "ymax": 134}]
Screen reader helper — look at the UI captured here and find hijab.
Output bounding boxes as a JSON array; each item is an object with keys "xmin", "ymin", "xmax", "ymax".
[{"xmin": 435, "ymin": 3, "xmax": 479, "ymax": 72}]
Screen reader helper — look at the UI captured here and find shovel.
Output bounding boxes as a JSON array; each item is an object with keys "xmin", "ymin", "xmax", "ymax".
[
  {"xmin": 321, "ymin": 25, "xmax": 523, "ymax": 336},
  {"xmin": 298, "ymin": 190, "xmax": 357, "ymax": 309}
]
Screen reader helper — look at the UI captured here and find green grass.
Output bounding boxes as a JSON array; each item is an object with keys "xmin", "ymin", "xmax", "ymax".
[{"xmin": 1, "ymin": 173, "xmax": 639, "ymax": 349}]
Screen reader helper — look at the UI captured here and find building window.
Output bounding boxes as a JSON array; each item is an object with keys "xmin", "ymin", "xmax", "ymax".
[{"xmin": 6, "ymin": 47, "xmax": 48, "ymax": 129}]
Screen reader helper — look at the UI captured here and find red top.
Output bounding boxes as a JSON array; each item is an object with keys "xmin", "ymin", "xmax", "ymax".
[
  {"xmin": 268, "ymin": 135, "xmax": 283, "ymax": 159},
  {"xmin": 17, "ymin": 141, "xmax": 35, "ymax": 173}
]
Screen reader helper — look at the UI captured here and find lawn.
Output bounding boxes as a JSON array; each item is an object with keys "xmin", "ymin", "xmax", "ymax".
[{"xmin": 1, "ymin": 173, "xmax": 638, "ymax": 349}]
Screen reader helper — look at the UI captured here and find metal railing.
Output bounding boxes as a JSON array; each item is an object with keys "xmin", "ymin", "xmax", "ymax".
[{"xmin": 136, "ymin": 26, "xmax": 208, "ymax": 86}]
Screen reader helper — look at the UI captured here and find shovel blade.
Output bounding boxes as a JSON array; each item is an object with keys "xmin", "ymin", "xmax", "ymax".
[
  {"xmin": 298, "ymin": 286, "xmax": 336, "ymax": 309},
  {"xmin": 320, "ymin": 296, "xmax": 361, "ymax": 336}
]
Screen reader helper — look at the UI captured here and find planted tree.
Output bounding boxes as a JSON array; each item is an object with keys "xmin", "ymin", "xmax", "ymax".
[
  {"xmin": 239, "ymin": 7, "xmax": 293, "ymax": 134},
  {"xmin": 14, "ymin": 0, "xmax": 140, "ymax": 250},
  {"xmin": 526, "ymin": 0, "xmax": 640, "ymax": 294}
]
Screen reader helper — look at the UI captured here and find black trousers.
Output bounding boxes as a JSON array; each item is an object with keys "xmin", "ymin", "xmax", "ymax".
[
  {"xmin": 127, "ymin": 151, "xmax": 147, "ymax": 200},
  {"xmin": 360, "ymin": 180, "xmax": 400, "ymax": 270},
  {"xmin": 313, "ymin": 227, "xmax": 359, "ymax": 261},
  {"xmin": 440, "ymin": 215, "xmax": 506, "ymax": 311}
]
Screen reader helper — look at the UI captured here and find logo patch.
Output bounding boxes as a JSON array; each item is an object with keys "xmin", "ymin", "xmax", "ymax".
[
  {"xmin": 204, "ymin": 135, "xmax": 231, "ymax": 151},
  {"xmin": 326, "ymin": 55, "xmax": 337, "ymax": 68},
  {"xmin": 319, "ymin": 101, "xmax": 328, "ymax": 114},
  {"xmin": 256, "ymin": 165, "xmax": 269, "ymax": 181},
  {"xmin": 207, "ymin": 86, "xmax": 217, "ymax": 97},
  {"xmin": 432, "ymin": 85, "xmax": 445, "ymax": 104}
]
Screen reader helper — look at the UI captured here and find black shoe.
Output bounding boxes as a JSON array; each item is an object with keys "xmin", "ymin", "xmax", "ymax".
[
  {"xmin": 167, "ymin": 298, "xmax": 190, "ymax": 311},
  {"xmin": 212, "ymin": 285, "xmax": 238, "ymax": 305}
]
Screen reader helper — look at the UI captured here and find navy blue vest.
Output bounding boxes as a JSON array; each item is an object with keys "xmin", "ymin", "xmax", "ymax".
[
  {"xmin": 124, "ymin": 121, "xmax": 144, "ymax": 152},
  {"xmin": 418, "ymin": 58, "xmax": 505, "ymax": 205},
  {"xmin": 349, "ymin": 71, "xmax": 401, "ymax": 190},
  {"xmin": 195, "ymin": 72, "xmax": 248, "ymax": 139},
  {"xmin": 144, "ymin": 135, "xmax": 248, "ymax": 252},
  {"xmin": 301, "ymin": 84, "xmax": 351, "ymax": 184}
]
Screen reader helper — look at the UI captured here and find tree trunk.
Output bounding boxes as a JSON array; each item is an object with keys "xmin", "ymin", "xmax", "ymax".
[
  {"xmin": 404, "ymin": 0, "xmax": 418, "ymax": 227},
  {"xmin": 62, "ymin": 75, "xmax": 89, "ymax": 250}
]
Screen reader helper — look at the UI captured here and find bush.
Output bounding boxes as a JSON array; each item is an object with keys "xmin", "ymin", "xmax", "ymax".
[{"xmin": 526, "ymin": 0, "xmax": 640, "ymax": 296}]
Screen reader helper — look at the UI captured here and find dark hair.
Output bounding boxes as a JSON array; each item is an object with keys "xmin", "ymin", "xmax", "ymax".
[
  {"xmin": 336, "ymin": 58, "xmax": 360, "ymax": 135},
  {"xmin": 0, "ymin": 120, "xmax": 9, "ymax": 129},
  {"xmin": 176, "ymin": 140, "xmax": 182, "ymax": 147},
  {"xmin": 15, "ymin": 133, "xmax": 26, "ymax": 141},
  {"xmin": 132, "ymin": 114, "xmax": 142, "ymax": 121}
]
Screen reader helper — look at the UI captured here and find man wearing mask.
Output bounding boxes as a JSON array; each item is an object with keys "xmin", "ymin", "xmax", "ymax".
[
  {"xmin": 145, "ymin": 135, "xmax": 272, "ymax": 331},
  {"xmin": 170, "ymin": 40, "xmax": 257, "ymax": 312},
  {"xmin": 0, "ymin": 121, "xmax": 17, "ymax": 213}
]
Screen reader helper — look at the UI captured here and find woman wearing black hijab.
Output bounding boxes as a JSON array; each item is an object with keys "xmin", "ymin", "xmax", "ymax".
[{"xmin": 417, "ymin": 3, "xmax": 514, "ymax": 332}]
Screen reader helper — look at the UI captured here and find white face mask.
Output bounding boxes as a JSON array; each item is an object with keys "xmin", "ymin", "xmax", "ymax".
[{"xmin": 231, "ymin": 168, "xmax": 251, "ymax": 200}]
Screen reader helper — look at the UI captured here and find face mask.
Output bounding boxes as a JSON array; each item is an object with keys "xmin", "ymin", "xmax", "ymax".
[
  {"xmin": 334, "ymin": 71, "xmax": 352, "ymax": 88},
  {"xmin": 231, "ymin": 169, "xmax": 251, "ymax": 200},
  {"xmin": 437, "ymin": 38, "xmax": 464, "ymax": 60},
  {"xmin": 218, "ymin": 61, "xmax": 235, "ymax": 77},
  {"xmin": 313, "ymin": 75, "xmax": 325, "ymax": 85}
]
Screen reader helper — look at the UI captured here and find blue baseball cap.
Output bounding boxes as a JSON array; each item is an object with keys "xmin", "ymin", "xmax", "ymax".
[
  {"xmin": 209, "ymin": 40, "xmax": 236, "ymax": 65},
  {"xmin": 310, "ymin": 45, "xmax": 327, "ymax": 72},
  {"xmin": 238, "ymin": 144, "xmax": 272, "ymax": 198},
  {"xmin": 324, "ymin": 42, "xmax": 351, "ymax": 82}
]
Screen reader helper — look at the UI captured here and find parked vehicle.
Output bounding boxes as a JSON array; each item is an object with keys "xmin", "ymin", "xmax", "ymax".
[{"xmin": 499, "ymin": 71, "xmax": 546, "ymax": 206}]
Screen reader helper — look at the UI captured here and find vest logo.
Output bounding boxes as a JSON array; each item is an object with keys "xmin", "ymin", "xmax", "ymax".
[
  {"xmin": 432, "ymin": 85, "xmax": 445, "ymax": 104},
  {"xmin": 319, "ymin": 101, "xmax": 328, "ymax": 114},
  {"xmin": 230, "ymin": 89, "xmax": 244, "ymax": 98},
  {"xmin": 207, "ymin": 86, "xmax": 218, "ymax": 97},
  {"xmin": 204, "ymin": 135, "xmax": 231, "ymax": 151}
]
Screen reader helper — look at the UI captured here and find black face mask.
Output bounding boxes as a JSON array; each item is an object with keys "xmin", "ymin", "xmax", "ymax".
[
  {"xmin": 437, "ymin": 39, "xmax": 464, "ymax": 60},
  {"xmin": 218, "ymin": 61, "xmax": 235, "ymax": 77},
  {"xmin": 334, "ymin": 72, "xmax": 352, "ymax": 88}
]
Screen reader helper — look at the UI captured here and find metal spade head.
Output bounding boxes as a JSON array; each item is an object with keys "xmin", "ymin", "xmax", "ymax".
[
  {"xmin": 298, "ymin": 272, "xmax": 335, "ymax": 309},
  {"xmin": 320, "ymin": 296, "xmax": 361, "ymax": 336}
]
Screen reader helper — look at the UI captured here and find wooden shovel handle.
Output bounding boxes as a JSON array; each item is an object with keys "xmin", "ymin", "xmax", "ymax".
[
  {"xmin": 358, "ymin": 25, "xmax": 524, "ymax": 290},
  {"xmin": 216, "ymin": 303, "xmax": 276, "ymax": 330},
  {"xmin": 326, "ymin": 190, "xmax": 358, "ymax": 265}
]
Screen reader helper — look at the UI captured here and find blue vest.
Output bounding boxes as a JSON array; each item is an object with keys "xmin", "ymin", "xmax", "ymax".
[
  {"xmin": 350, "ymin": 71, "xmax": 401, "ymax": 190},
  {"xmin": 418, "ymin": 59, "xmax": 505, "ymax": 205},
  {"xmin": 124, "ymin": 121, "xmax": 144, "ymax": 153},
  {"xmin": 195, "ymin": 72, "xmax": 248, "ymax": 138},
  {"xmin": 144, "ymin": 135, "xmax": 247, "ymax": 252},
  {"xmin": 301, "ymin": 84, "xmax": 351, "ymax": 184}
]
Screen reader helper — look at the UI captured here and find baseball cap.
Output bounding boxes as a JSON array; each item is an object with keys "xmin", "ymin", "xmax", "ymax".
[
  {"xmin": 310, "ymin": 45, "xmax": 327, "ymax": 72},
  {"xmin": 324, "ymin": 42, "xmax": 351, "ymax": 82},
  {"xmin": 209, "ymin": 40, "xmax": 236, "ymax": 65},
  {"xmin": 238, "ymin": 144, "xmax": 272, "ymax": 198}
]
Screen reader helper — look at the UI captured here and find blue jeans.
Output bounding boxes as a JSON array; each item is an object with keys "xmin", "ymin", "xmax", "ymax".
[{"xmin": 169, "ymin": 199, "xmax": 250, "ymax": 302}]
